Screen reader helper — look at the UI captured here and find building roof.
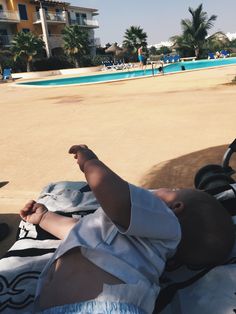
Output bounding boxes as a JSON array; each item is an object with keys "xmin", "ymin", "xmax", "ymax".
[
  {"xmin": 68, "ymin": 6, "xmax": 98, "ymax": 13},
  {"xmin": 30, "ymin": 0, "xmax": 70, "ymax": 7}
]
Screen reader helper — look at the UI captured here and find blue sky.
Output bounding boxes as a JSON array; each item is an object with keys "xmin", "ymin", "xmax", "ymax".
[{"xmin": 72, "ymin": 1, "xmax": 236, "ymax": 46}]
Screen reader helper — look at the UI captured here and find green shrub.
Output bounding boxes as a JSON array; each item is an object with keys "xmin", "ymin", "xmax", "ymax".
[
  {"xmin": 0, "ymin": 55, "xmax": 26, "ymax": 72},
  {"xmin": 33, "ymin": 56, "xmax": 73, "ymax": 71},
  {"xmin": 78, "ymin": 55, "xmax": 93, "ymax": 67},
  {"xmin": 91, "ymin": 55, "xmax": 108, "ymax": 66}
]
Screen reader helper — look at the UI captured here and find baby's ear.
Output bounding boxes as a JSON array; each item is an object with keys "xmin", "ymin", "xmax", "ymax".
[{"xmin": 171, "ymin": 201, "xmax": 184, "ymax": 216}]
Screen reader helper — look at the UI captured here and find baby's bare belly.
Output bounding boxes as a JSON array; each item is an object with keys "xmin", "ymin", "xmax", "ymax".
[{"xmin": 39, "ymin": 247, "xmax": 124, "ymax": 310}]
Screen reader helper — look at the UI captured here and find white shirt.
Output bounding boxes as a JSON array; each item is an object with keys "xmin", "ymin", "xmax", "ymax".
[{"xmin": 36, "ymin": 184, "xmax": 181, "ymax": 313}]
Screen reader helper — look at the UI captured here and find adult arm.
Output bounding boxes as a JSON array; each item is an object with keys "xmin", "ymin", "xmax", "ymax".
[
  {"xmin": 68, "ymin": 145, "xmax": 131, "ymax": 229},
  {"xmin": 20, "ymin": 200, "xmax": 78, "ymax": 240}
]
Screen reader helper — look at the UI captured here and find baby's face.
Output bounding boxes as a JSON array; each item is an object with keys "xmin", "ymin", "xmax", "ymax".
[{"xmin": 151, "ymin": 188, "xmax": 181, "ymax": 207}]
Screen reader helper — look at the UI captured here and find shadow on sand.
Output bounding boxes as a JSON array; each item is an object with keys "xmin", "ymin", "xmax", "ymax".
[
  {"xmin": 0, "ymin": 214, "xmax": 20, "ymax": 258},
  {"xmin": 140, "ymin": 144, "xmax": 236, "ymax": 189}
]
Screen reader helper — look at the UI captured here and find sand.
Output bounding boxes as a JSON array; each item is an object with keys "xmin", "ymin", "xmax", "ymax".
[{"xmin": 0, "ymin": 65, "xmax": 236, "ymax": 252}]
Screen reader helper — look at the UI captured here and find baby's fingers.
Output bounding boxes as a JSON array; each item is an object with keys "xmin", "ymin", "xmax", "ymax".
[
  {"xmin": 20, "ymin": 200, "xmax": 36, "ymax": 219},
  {"xmin": 68, "ymin": 145, "xmax": 88, "ymax": 154}
]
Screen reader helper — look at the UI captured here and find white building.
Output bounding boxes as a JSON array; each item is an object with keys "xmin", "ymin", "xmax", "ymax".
[
  {"xmin": 67, "ymin": 6, "xmax": 100, "ymax": 55},
  {"xmin": 148, "ymin": 41, "xmax": 173, "ymax": 49},
  {"xmin": 226, "ymin": 32, "xmax": 236, "ymax": 41}
]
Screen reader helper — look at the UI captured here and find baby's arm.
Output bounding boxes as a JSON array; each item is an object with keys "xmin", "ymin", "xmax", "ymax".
[
  {"xmin": 20, "ymin": 200, "xmax": 78, "ymax": 239},
  {"xmin": 69, "ymin": 145, "xmax": 131, "ymax": 229}
]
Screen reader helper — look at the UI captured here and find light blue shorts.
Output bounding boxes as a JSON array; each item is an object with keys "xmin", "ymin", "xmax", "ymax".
[
  {"xmin": 41, "ymin": 300, "xmax": 146, "ymax": 313},
  {"xmin": 138, "ymin": 55, "xmax": 144, "ymax": 62}
]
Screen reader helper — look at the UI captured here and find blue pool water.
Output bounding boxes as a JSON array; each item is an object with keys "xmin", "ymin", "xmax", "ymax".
[{"xmin": 18, "ymin": 57, "xmax": 236, "ymax": 87}]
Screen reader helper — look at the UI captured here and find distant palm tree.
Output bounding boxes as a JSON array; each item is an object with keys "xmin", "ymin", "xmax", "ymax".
[
  {"xmin": 11, "ymin": 31, "xmax": 45, "ymax": 72},
  {"xmin": 171, "ymin": 4, "xmax": 217, "ymax": 58},
  {"xmin": 62, "ymin": 25, "xmax": 90, "ymax": 67},
  {"xmin": 170, "ymin": 33, "xmax": 195, "ymax": 57},
  {"xmin": 123, "ymin": 26, "xmax": 147, "ymax": 54}
]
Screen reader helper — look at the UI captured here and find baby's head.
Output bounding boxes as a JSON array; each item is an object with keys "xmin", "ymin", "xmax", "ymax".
[{"xmin": 153, "ymin": 188, "xmax": 235, "ymax": 267}]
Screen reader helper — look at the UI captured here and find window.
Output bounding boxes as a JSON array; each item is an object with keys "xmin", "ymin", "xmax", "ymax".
[
  {"xmin": 0, "ymin": 4, "xmax": 3, "ymax": 11},
  {"xmin": 22, "ymin": 28, "xmax": 30, "ymax": 33},
  {"xmin": 0, "ymin": 29, "xmax": 8, "ymax": 45},
  {"xmin": 75, "ymin": 13, "xmax": 80, "ymax": 23},
  {"xmin": 81, "ymin": 13, "xmax": 86, "ymax": 25},
  {"xmin": 18, "ymin": 4, "xmax": 28, "ymax": 20}
]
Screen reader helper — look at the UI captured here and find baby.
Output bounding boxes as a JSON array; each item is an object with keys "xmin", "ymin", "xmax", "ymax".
[{"xmin": 20, "ymin": 145, "xmax": 234, "ymax": 314}]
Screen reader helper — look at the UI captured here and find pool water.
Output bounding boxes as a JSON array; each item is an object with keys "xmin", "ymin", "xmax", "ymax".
[
  {"xmin": 18, "ymin": 57, "xmax": 236, "ymax": 87},
  {"xmin": 164, "ymin": 57, "xmax": 236, "ymax": 72}
]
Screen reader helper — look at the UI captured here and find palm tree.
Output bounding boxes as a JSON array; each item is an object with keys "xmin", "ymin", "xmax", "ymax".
[
  {"xmin": 123, "ymin": 26, "xmax": 147, "ymax": 55},
  {"xmin": 62, "ymin": 25, "xmax": 90, "ymax": 67},
  {"xmin": 170, "ymin": 34, "xmax": 195, "ymax": 57},
  {"xmin": 11, "ymin": 31, "xmax": 45, "ymax": 72},
  {"xmin": 172, "ymin": 4, "xmax": 217, "ymax": 58}
]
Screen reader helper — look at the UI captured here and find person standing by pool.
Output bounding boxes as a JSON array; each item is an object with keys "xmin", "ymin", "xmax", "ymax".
[{"xmin": 138, "ymin": 46, "xmax": 145, "ymax": 69}]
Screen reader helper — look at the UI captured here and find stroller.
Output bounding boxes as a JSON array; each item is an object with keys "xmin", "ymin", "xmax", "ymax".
[{"xmin": 155, "ymin": 138, "xmax": 236, "ymax": 314}]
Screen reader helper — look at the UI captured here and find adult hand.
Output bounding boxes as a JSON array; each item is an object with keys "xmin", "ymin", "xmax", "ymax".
[
  {"xmin": 68, "ymin": 144, "xmax": 98, "ymax": 172},
  {"xmin": 20, "ymin": 200, "xmax": 48, "ymax": 225}
]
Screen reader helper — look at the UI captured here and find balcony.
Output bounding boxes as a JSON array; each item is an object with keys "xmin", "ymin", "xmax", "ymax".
[
  {"xmin": 69, "ymin": 18, "xmax": 99, "ymax": 28},
  {"xmin": 34, "ymin": 11, "xmax": 66, "ymax": 24},
  {"xmin": 0, "ymin": 10, "xmax": 20, "ymax": 23},
  {"xmin": 0, "ymin": 34, "xmax": 15, "ymax": 46}
]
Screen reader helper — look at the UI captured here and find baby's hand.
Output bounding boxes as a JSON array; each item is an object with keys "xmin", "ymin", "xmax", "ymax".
[
  {"xmin": 68, "ymin": 144, "xmax": 98, "ymax": 172},
  {"xmin": 20, "ymin": 200, "xmax": 48, "ymax": 225}
]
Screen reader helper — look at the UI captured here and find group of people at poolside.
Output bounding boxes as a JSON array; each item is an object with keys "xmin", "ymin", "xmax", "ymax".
[{"xmin": 16, "ymin": 143, "xmax": 234, "ymax": 313}]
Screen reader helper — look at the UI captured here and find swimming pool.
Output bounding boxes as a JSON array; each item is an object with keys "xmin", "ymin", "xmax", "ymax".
[{"xmin": 18, "ymin": 57, "xmax": 236, "ymax": 87}]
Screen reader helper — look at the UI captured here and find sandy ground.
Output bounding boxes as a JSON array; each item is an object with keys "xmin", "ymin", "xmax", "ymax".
[
  {"xmin": 0, "ymin": 64, "xmax": 236, "ymax": 253},
  {"xmin": 1, "ymin": 65, "xmax": 236, "ymax": 254},
  {"xmin": 1, "ymin": 65, "xmax": 236, "ymax": 214}
]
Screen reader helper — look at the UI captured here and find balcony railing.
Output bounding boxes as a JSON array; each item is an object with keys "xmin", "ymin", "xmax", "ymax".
[
  {"xmin": 0, "ymin": 34, "xmax": 15, "ymax": 46},
  {"xmin": 0, "ymin": 10, "xmax": 20, "ymax": 22},
  {"xmin": 34, "ymin": 11, "xmax": 66, "ymax": 23},
  {"xmin": 69, "ymin": 19, "xmax": 99, "ymax": 28}
]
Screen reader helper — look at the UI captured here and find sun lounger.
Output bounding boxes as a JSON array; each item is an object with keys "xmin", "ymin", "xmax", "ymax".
[
  {"xmin": 208, "ymin": 52, "xmax": 215, "ymax": 59},
  {"xmin": 2, "ymin": 68, "xmax": 14, "ymax": 81},
  {"xmin": 101, "ymin": 60, "xmax": 115, "ymax": 71},
  {"xmin": 220, "ymin": 50, "xmax": 230, "ymax": 58},
  {"xmin": 163, "ymin": 55, "xmax": 171, "ymax": 63},
  {"xmin": 173, "ymin": 54, "xmax": 180, "ymax": 62}
]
